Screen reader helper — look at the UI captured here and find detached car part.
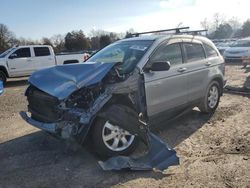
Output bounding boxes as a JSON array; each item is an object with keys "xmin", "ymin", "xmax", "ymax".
[
  {"xmin": 98, "ymin": 104, "xmax": 179, "ymax": 171},
  {"xmin": 99, "ymin": 133, "xmax": 179, "ymax": 171}
]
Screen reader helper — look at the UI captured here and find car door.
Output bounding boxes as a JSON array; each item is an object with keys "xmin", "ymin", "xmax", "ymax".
[
  {"xmin": 7, "ymin": 47, "xmax": 33, "ymax": 77},
  {"xmin": 144, "ymin": 39, "xmax": 188, "ymax": 117},
  {"xmin": 33, "ymin": 47, "xmax": 55, "ymax": 70},
  {"xmin": 181, "ymin": 40, "xmax": 209, "ymax": 102}
]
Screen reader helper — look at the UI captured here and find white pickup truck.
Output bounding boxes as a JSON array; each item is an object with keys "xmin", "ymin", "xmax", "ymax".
[{"xmin": 0, "ymin": 45, "xmax": 89, "ymax": 83}]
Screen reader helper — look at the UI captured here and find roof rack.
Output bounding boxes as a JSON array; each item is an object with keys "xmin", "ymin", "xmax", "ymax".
[
  {"xmin": 179, "ymin": 29, "xmax": 208, "ymax": 35},
  {"xmin": 130, "ymin": 27, "xmax": 190, "ymax": 37},
  {"xmin": 128, "ymin": 27, "xmax": 209, "ymax": 38}
]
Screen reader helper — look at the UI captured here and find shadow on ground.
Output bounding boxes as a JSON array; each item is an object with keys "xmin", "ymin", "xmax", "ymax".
[
  {"xmin": 0, "ymin": 109, "xmax": 210, "ymax": 188},
  {"xmin": 5, "ymin": 79, "xmax": 28, "ymax": 88}
]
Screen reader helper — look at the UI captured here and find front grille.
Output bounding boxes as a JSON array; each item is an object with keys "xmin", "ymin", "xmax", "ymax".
[{"xmin": 26, "ymin": 85, "xmax": 61, "ymax": 123}]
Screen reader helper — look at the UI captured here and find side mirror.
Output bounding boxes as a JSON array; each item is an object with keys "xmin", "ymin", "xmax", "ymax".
[
  {"xmin": 146, "ymin": 61, "xmax": 171, "ymax": 72},
  {"xmin": 9, "ymin": 53, "xmax": 17, "ymax": 59}
]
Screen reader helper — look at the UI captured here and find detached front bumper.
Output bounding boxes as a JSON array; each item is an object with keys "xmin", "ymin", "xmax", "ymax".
[{"xmin": 20, "ymin": 111, "xmax": 57, "ymax": 133}]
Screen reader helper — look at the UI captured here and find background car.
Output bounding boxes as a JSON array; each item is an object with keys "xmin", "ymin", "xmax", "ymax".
[{"xmin": 224, "ymin": 37, "xmax": 250, "ymax": 66}]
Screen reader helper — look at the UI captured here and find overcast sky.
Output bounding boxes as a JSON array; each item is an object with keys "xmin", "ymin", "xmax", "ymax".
[{"xmin": 1, "ymin": 0, "xmax": 250, "ymax": 39}]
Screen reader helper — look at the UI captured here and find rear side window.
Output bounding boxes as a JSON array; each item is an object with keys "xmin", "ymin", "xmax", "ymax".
[
  {"xmin": 12, "ymin": 48, "xmax": 31, "ymax": 58},
  {"xmin": 203, "ymin": 43, "xmax": 218, "ymax": 58},
  {"xmin": 34, "ymin": 47, "xmax": 50, "ymax": 56},
  {"xmin": 183, "ymin": 43, "xmax": 205, "ymax": 62},
  {"xmin": 150, "ymin": 43, "xmax": 183, "ymax": 66}
]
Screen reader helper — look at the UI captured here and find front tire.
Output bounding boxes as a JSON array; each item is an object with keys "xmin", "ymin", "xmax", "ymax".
[
  {"xmin": 199, "ymin": 81, "xmax": 221, "ymax": 113},
  {"xmin": 92, "ymin": 105, "xmax": 138, "ymax": 158}
]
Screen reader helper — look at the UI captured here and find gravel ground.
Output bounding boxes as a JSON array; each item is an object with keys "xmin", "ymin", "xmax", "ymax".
[{"xmin": 0, "ymin": 65, "xmax": 249, "ymax": 188}]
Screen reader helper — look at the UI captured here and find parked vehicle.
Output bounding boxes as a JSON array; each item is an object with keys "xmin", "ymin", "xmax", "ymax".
[
  {"xmin": 224, "ymin": 37, "xmax": 250, "ymax": 67},
  {"xmin": 0, "ymin": 80, "xmax": 3, "ymax": 95},
  {"xmin": 0, "ymin": 45, "xmax": 89, "ymax": 83},
  {"xmin": 21, "ymin": 34, "xmax": 225, "ymax": 157}
]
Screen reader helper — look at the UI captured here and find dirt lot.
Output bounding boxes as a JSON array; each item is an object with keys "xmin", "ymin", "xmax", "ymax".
[{"xmin": 0, "ymin": 65, "xmax": 250, "ymax": 188}]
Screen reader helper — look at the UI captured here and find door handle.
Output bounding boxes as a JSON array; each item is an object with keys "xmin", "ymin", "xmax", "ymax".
[
  {"xmin": 177, "ymin": 67, "xmax": 187, "ymax": 72},
  {"xmin": 27, "ymin": 59, "xmax": 32, "ymax": 62},
  {"xmin": 205, "ymin": 62, "xmax": 212, "ymax": 66}
]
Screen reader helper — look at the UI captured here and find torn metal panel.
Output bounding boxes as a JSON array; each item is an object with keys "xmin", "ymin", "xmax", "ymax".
[
  {"xmin": 98, "ymin": 104, "xmax": 179, "ymax": 171},
  {"xmin": 20, "ymin": 111, "xmax": 57, "ymax": 133},
  {"xmin": 99, "ymin": 132, "xmax": 179, "ymax": 171},
  {"xmin": 79, "ymin": 89, "xmax": 112, "ymax": 124},
  {"xmin": 224, "ymin": 87, "xmax": 250, "ymax": 96}
]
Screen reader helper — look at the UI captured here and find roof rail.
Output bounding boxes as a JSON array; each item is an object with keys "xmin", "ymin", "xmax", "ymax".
[
  {"xmin": 130, "ymin": 27, "xmax": 190, "ymax": 37},
  {"xmin": 179, "ymin": 29, "xmax": 208, "ymax": 35}
]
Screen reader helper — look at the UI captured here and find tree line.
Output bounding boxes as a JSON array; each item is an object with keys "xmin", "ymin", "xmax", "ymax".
[
  {"xmin": 1, "ymin": 15, "xmax": 250, "ymax": 53},
  {"xmin": 0, "ymin": 24, "xmax": 125, "ymax": 53},
  {"xmin": 201, "ymin": 14, "xmax": 250, "ymax": 39}
]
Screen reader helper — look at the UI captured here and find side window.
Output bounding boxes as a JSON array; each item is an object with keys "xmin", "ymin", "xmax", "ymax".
[
  {"xmin": 203, "ymin": 43, "xmax": 218, "ymax": 58},
  {"xmin": 183, "ymin": 43, "xmax": 205, "ymax": 62},
  {"xmin": 12, "ymin": 48, "xmax": 31, "ymax": 58},
  {"xmin": 150, "ymin": 43, "xmax": 183, "ymax": 66},
  {"xmin": 34, "ymin": 47, "xmax": 51, "ymax": 56}
]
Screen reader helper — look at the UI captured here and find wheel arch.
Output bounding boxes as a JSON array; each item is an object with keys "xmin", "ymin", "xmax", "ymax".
[
  {"xmin": 210, "ymin": 76, "xmax": 224, "ymax": 96},
  {"xmin": 78, "ymin": 94, "xmax": 136, "ymax": 144},
  {"xmin": 0, "ymin": 66, "xmax": 9, "ymax": 78}
]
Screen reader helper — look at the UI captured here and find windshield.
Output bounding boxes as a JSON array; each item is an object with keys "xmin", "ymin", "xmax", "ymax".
[
  {"xmin": 0, "ymin": 47, "xmax": 16, "ymax": 58},
  {"xmin": 87, "ymin": 40, "xmax": 153, "ymax": 74},
  {"xmin": 231, "ymin": 40, "xmax": 250, "ymax": 47}
]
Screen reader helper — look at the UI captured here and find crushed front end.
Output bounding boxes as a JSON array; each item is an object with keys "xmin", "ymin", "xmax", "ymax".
[
  {"xmin": 20, "ymin": 62, "xmax": 116, "ymax": 139},
  {"xmin": 21, "ymin": 82, "xmax": 112, "ymax": 139}
]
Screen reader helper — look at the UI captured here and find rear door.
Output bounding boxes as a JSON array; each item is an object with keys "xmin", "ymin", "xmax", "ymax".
[
  {"xmin": 144, "ymin": 39, "xmax": 188, "ymax": 117},
  {"xmin": 181, "ymin": 40, "xmax": 209, "ymax": 102},
  {"xmin": 33, "ymin": 47, "xmax": 55, "ymax": 70},
  {"xmin": 7, "ymin": 47, "xmax": 33, "ymax": 76}
]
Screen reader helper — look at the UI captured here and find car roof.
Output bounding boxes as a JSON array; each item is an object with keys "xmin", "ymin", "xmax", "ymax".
[{"xmin": 119, "ymin": 34, "xmax": 214, "ymax": 46}]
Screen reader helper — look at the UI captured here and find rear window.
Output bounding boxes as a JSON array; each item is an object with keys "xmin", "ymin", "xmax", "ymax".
[
  {"xmin": 34, "ymin": 47, "xmax": 50, "ymax": 56},
  {"xmin": 183, "ymin": 43, "xmax": 205, "ymax": 62},
  {"xmin": 203, "ymin": 43, "xmax": 218, "ymax": 58}
]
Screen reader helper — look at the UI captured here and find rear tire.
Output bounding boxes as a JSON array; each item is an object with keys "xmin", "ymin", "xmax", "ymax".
[
  {"xmin": 199, "ymin": 81, "xmax": 221, "ymax": 114},
  {"xmin": 92, "ymin": 105, "xmax": 138, "ymax": 158},
  {"xmin": 0, "ymin": 71, "xmax": 7, "ymax": 84}
]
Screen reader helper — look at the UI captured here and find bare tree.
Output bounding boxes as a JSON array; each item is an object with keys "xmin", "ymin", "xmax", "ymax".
[
  {"xmin": 212, "ymin": 13, "xmax": 225, "ymax": 31},
  {"xmin": 0, "ymin": 24, "xmax": 15, "ymax": 52},
  {"xmin": 42, "ymin": 37, "xmax": 53, "ymax": 46},
  {"xmin": 50, "ymin": 34, "xmax": 65, "ymax": 53},
  {"xmin": 241, "ymin": 19, "xmax": 250, "ymax": 37},
  {"xmin": 228, "ymin": 17, "xmax": 241, "ymax": 31},
  {"xmin": 200, "ymin": 18, "xmax": 210, "ymax": 31}
]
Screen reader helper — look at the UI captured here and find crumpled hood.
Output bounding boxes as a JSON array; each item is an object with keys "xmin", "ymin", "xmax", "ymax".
[{"xmin": 29, "ymin": 62, "xmax": 115, "ymax": 100}]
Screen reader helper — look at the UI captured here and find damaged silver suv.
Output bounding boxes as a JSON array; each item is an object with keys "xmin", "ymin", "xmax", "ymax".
[{"xmin": 21, "ymin": 34, "xmax": 225, "ymax": 157}]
